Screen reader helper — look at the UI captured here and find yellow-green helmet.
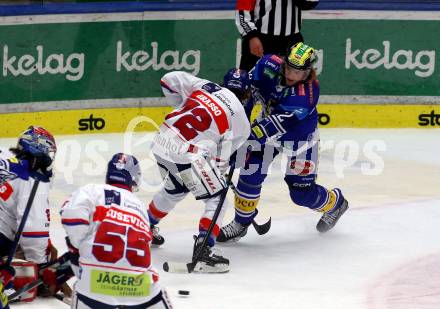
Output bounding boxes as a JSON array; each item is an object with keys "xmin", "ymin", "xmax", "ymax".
[{"xmin": 285, "ymin": 42, "xmax": 317, "ymax": 70}]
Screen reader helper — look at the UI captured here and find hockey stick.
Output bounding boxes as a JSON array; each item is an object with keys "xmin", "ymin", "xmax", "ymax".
[
  {"xmin": 5, "ymin": 180, "xmax": 40, "ymax": 266},
  {"xmin": 252, "ymin": 218, "xmax": 271, "ymax": 235},
  {"xmin": 163, "ymin": 163, "xmax": 235, "ymax": 274},
  {"xmin": 228, "ymin": 181, "xmax": 271, "ymax": 235}
]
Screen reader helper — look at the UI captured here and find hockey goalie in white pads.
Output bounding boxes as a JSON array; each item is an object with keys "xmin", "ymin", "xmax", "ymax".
[
  {"xmin": 61, "ymin": 154, "xmax": 172, "ymax": 309},
  {"xmin": 147, "ymin": 70, "xmax": 251, "ymax": 273}
]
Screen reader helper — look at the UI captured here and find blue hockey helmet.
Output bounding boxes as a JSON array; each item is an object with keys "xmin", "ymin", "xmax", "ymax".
[
  {"xmin": 16, "ymin": 126, "xmax": 57, "ymax": 172},
  {"xmin": 106, "ymin": 153, "xmax": 141, "ymax": 191},
  {"xmin": 223, "ymin": 68, "xmax": 251, "ymax": 102}
]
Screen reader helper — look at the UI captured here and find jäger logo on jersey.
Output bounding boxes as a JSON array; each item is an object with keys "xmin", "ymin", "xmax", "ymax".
[
  {"xmin": 91, "ymin": 270, "xmax": 151, "ymax": 297},
  {"xmin": 191, "ymin": 90, "xmax": 229, "ymax": 134}
]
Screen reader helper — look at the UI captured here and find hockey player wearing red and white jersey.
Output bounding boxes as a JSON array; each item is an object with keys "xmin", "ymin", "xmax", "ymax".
[
  {"xmin": 0, "ymin": 126, "xmax": 60, "ymax": 305},
  {"xmin": 147, "ymin": 70, "xmax": 251, "ymax": 273},
  {"xmin": 61, "ymin": 153, "xmax": 172, "ymax": 309}
]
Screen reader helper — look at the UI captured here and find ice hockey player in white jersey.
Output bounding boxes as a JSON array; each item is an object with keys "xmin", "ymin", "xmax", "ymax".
[
  {"xmin": 146, "ymin": 69, "xmax": 251, "ymax": 273},
  {"xmin": 61, "ymin": 153, "xmax": 172, "ymax": 309},
  {"xmin": 0, "ymin": 126, "xmax": 59, "ymax": 306}
]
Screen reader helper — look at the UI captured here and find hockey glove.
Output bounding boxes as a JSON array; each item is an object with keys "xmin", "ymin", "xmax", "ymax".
[
  {"xmin": 0, "ymin": 284, "xmax": 9, "ymax": 309},
  {"xmin": 250, "ymin": 123, "xmax": 268, "ymax": 144},
  {"xmin": 38, "ymin": 250, "xmax": 74, "ymax": 298},
  {"xmin": 0, "ymin": 264, "xmax": 15, "ymax": 288},
  {"xmin": 39, "ymin": 264, "xmax": 73, "ymax": 297},
  {"xmin": 65, "ymin": 237, "xmax": 79, "ymax": 267},
  {"xmin": 46, "ymin": 239, "xmax": 58, "ymax": 262}
]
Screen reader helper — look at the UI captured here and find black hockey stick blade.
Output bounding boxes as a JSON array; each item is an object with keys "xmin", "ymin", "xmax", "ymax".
[
  {"xmin": 54, "ymin": 293, "xmax": 72, "ymax": 306},
  {"xmin": 252, "ymin": 217, "xmax": 271, "ymax": 235}
]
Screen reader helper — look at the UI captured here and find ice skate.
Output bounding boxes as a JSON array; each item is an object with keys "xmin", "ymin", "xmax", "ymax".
[
  {"xmin": 151, "ymin": 224, "xmax": 165, "ymax": 247},
  {"xmin": 217, "ymin": 220, "xmax": 250, "ymax": 243},
  {"xmin": 192, "ymin": 236, "xmax": 229, "ymax": 273},
  {"xmin": 316, "ymin": 189, "xmax": 349, "ymax": 233}
]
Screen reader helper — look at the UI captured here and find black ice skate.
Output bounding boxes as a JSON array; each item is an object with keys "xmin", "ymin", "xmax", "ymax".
[
  {"xmin": 316, "ymin": 189, "xmax": 349, "ymax": 233},
  {"xmin": 151, "ymin": 225, "xmax": 165, "ymax": 247},
  {"xmin": 217, "ymin": 220, "xmax": 250, "ymax": 243},
  {"xmin": 192, "ymin": 236, "xmax": 229, "ymax": 273}
]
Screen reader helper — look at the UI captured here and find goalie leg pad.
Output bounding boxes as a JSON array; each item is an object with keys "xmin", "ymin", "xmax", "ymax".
[{"xmin": 11, "ymin": 259, "xmax": 38, "ymax": 302}]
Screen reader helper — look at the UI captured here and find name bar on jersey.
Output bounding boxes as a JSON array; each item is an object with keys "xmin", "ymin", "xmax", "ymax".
[
  {"xmin": 191, "ymin": 90, "xmax": 229, "ymax": 134},
  {"xmin": 94, "ymin": 205, "xmax": 150, "ymax": 233}
]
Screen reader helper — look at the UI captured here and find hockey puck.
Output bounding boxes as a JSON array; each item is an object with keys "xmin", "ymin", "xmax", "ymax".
[{"xmin": 178, "ymin": 290, "xmax": 190, "ymax": 296}]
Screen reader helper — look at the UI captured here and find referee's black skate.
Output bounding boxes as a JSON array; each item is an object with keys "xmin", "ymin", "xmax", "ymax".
[
  {"xmin": 192, "ymin": 236, "xmax": 229, "ymax": 273},
  {"xmin": 217, "ymin": 220, "xmax": 250, "ymax": 243},
  {"xmin": 316, "ymin": 189, "xmax": 349, "ymax": 233},
  {"xmin": 151, "ymin": 224, "xmax": 165, "ymax": 247}
]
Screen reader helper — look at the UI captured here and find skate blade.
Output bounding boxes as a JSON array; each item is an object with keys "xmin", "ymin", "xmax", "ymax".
[{"xmin": 193, "ymin": 262, "xmax": 230, "ymax": 273}]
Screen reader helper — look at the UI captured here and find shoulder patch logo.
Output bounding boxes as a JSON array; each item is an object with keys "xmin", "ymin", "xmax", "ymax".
[
  {"xmin": 0, "ymin": 182, "xmax": 14, "ymax": 201},
  {"xmin": 270, "ymin": 55, "xmax": 283, "ymax": 64}
]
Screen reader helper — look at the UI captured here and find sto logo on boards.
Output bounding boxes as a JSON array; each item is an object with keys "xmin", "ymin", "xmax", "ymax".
[
  {"xmin": 78, "ymin": 114, "xmax": 106, "ymax": 131},
  {"xmin": 418, "ymin": 110, "xmax": 440, "ymax": 126}
]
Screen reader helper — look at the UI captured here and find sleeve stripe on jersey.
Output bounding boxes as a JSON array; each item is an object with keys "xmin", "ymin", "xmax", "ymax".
[
  {"xmin": 269, "ymin": 115, "xmax": 287, "ymax": 134},
  {"xmin": 62, "ymin": 218, "xmax": 90, "ymax": 226},
  {"xmin": 238, "ymin": 11, "xmax": 256, "ymax": 35},
  {"xmin": 22, "ymin": 231, "xmax": 49, "ymax": 238},
  {"xmin": 160, "ymin": 80, "xmax": 177, "ymax": 93},
  {"xmin": 80, "ymin": 261, "xmax": 148, "ymax": 273}
]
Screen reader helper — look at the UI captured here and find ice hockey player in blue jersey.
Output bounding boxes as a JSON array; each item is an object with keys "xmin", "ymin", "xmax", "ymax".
[{"xmin": 218, "ymin": 42, "xmax": 349, "ymax": 242}]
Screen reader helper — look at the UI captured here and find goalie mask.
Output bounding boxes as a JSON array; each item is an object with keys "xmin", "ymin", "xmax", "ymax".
[{"xmin": 14, "ymin": 126, "xmax": 57, "ymax": 176}]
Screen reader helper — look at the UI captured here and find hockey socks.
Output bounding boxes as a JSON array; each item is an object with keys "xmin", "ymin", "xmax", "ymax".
[{"xmin": 234, "ymin": 194, "xmax": 259, "ymax": 225}]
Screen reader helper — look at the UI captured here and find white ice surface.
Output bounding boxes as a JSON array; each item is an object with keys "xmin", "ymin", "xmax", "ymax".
[{"xmin": 2, "ymin": 128, "xmax": 440, "ymax": 309}]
